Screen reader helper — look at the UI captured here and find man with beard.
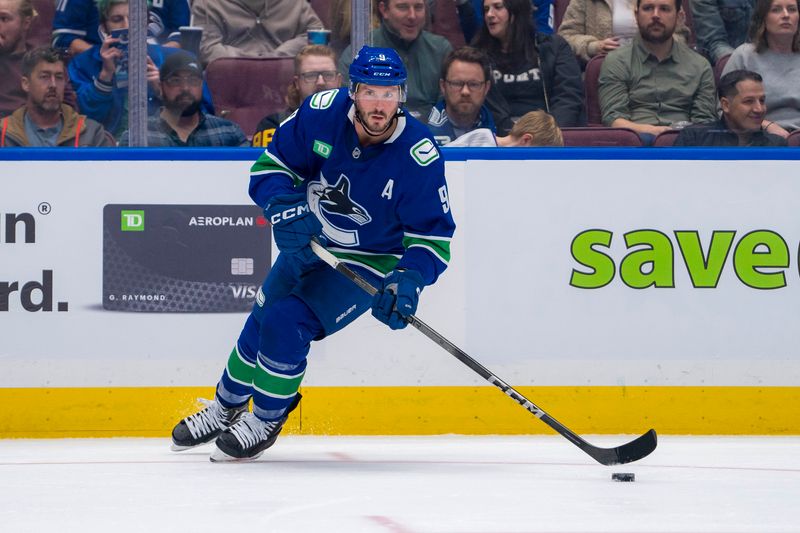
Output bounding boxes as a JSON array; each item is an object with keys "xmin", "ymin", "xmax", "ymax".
[
  {"xmin": 338, "ymin": 0, "xmax": 453, "ymax": 121},
  {"xmin": 675, "ymin": 69, "xmax": 787, "ymax": 146},
  {"xmin": 598, "ymin": 0, "xmax": 717, "ymax": 143},
  {"xmin": 427, "ymin": 46, "xmax": 495, "ymax": 146},
  {"xmin": 1, "ymin": 46, "xmax": 111, "ymax": 146},
  {"xmin": 170, "ymin": 47, "xmax": 456, "ymax": 462},
  {"xmin": 118, "ymin": 52, "xmax": 247, "ymax": 147}
]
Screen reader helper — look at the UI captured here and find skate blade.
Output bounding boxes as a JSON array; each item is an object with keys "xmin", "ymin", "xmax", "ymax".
[
  {"xmin": 210, "ymin": 447, "xmax": 264, "ymax": 463},
  {"xmin": 170, "ymin": 440, "xmax": 214, "ymax": 452}
]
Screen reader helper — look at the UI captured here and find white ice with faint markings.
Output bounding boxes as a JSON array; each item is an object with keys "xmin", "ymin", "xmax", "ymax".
[{"xmin": 0, "ymin": 435, "xmax": 797, "ymax": 532}]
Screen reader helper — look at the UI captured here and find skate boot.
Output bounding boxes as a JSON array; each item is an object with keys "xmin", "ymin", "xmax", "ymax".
[
  {"xmin": 211, "ymin": 394, "xmax": 301, "ymax": 462},
  {"xmin": 171, "ymin": 398, "xmax": 248, "ymax": 451}
]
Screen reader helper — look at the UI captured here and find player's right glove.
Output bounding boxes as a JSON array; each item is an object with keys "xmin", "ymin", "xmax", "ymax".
[
  {"xmin": 371, "ymin": 269, "xmax": 424, "ymax": 330},
  {"xmin": 264, "ymin": 192, "xmax": 322, "ymax": 263}
]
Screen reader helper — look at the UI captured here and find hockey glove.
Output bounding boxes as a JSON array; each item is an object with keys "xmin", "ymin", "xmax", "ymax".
[
  {"xmin": 264, "ymin": 192, "xmax": 322, "ymax": 263},
  {"xmin": 371, "ymin": 269, "xmax": 424, "ymax": 330}
]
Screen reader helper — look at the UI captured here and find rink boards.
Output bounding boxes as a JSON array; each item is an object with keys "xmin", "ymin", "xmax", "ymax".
[{"xmin": 1, "ymin": 147, "xmax": 799, "ymax": 437}]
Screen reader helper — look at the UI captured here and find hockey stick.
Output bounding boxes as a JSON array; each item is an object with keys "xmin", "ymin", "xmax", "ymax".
[{"xmin": 310, "ymin": 239, "xmax": 657, "ymax": 465}]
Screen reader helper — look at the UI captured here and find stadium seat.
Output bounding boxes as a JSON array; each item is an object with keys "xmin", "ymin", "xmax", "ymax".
[
  {"xmin": 653, "ymin": 129, "xmax": 680, "ymax": 146},
  {"xmin": 431, "ymin": 0, "xmax": 466, "ymax": 48},
  {"xmin": 561, "ymin": 127, "xmax": 642, "ymax": 147},
  {"xmin": 310, "ymin": 0, "xmax": 333, "ymax": 30},
  {"xmin": 714, "ymin": 53, "xmax": 731, "ymax": 87},
  {"xmin": 553, "ymin": 0, "xmax": 571, "ymax": 31},
  {"xmin": 584, "ymin": 54, "xmax": 605, "ymax": 126},
  {"xmin": 787, "ymin": 130, "xmax": 800, "ymax": 146},
  {"xmin": 205, "ymin": 57, "xmax": 295, "ymax": 138},
  {"xmin": 29, "ymin": 0, "xmax": 56, "ymax": 48}
]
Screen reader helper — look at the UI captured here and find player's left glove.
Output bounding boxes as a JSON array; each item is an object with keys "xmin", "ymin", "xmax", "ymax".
[
  {"xmin": 264, "ymin": 192, "xmax": 322, "ymax": 263},
  {"xmin": 371, "ymin": 269, "xmax": 424, "ymax": 330}
]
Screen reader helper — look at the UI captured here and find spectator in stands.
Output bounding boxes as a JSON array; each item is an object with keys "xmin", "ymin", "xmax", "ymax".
[
  {"xmin": 118, "ymin": 51, "xmax": 247, "ymax": 147},
  {"xmin": 339, "ymin": 0, "xmax": 453, "ymax": 120},
  {"xmin": 427, "ymin": 46, "xmax": 495, "ymax": 145},
  {"xmin": 1, "ymin": 47, "xmax": 112, "ymax": 146},
  {"xmin": 599, "ymin": 0, "xmax": 717, "ymax": 143},
  {"xmin": 558, "ymin": 0, "xmax": 691, "ymax": 65},
  {"xmin": 721, "ymin": 0, "xmax": 800, "ymax": 137},
  {"xmin": 68, "ymin": 0, "xmax": 213, "ymax": 140},
  {"xmin": 693, "ymin": 0, "xmax": 755, "ymax": 64},
  {"xmin": 191, "ymin": 0, "xmax": 323, "ymax": 67},
  {"xmin": 0, "ymin": 0, "xmax": 34, "ymax": 116},
  {"xmin": 446, "ymin": 109, "xmax": 564, "ymax": 145},
  {"xmin": 469, "ymin": 0, "xmax": 554, "ymax": 37},
  {"xmin": 674, "ymin": 69, "xmax": 787, "ymax": 145},
  {"xmin": 472, "ymin": 0, "xmax": 584, "ymax": 133},
  {"xmin": 53, "ymin": 0, "xmax": 189, "ymax": 56},
  {"xmin": 252, "ymin": 44, "xmax": 342, "ymax": 148}
]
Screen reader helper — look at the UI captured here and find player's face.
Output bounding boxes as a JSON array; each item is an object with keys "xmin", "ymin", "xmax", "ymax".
[
  {"xmin": 104, "ymin": 2, "xmax": 129, "ymax": 33},
  {"xmin": 765, "ymin": 0, "xmax": 799, "ymax": 40},
  {"xmin": 441, "ymin": 60, "xmax": 489, "ymax": 120},
  {"xmin": 379, "ymin": 0, "xmax": 426, "ymax": 42},
  {"xmin": 161, "ymin": 69, "xmax": 203, "ymax": 116},
  {"xmin": 295, "ymin": 55, "xmax": 341, "ymax": 101},
  {"xmin": 635, "ymin": 0, "xmax": 678, "ymax": 43},
  {"xmin": 0, "ymin": 0, "xmax": 31, "ymax": 55},
  {"xmin": 22, "ymin": 60, "xmax": 66, "ymax": 113},
  {"xmin": 354, "ymin": 83, "xmax": 401, "ymax": 134},
  {"xmin": 722, "ymin": 79, "xmax": 767, "ymax": 132},
  {"xmin": 483, "ymin": 0, "xmax": 510, "ymax": 43}
]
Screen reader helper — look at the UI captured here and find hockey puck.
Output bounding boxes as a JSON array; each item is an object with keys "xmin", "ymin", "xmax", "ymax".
[{"xmin": 612, "ymin": 473, "xmax": 635, "ymax": 482}]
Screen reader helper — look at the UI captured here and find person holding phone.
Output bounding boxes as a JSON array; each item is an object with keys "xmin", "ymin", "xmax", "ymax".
[{"xmin": 67, "ymin": 0, "xmax": 213, "ymax": 141}]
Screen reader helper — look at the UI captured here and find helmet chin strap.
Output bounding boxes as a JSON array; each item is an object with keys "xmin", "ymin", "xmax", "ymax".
[{"xmin": 354, "ymin": 109, "xmax": 399, "ymax": 137}]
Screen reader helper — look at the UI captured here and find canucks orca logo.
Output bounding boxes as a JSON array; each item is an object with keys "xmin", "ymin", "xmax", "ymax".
[{"xmin": 307, "ymin": 173, "xmax": 372, "ymax": 246}]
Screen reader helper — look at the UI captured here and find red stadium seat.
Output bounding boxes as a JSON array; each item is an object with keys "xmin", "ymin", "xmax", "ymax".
[
  {"xmin": 653, "ymin": 130, "xmax": 680, "ymax": 146},
  {"xmin": 29, "ymin": 0, "xmax": 56, "ymax": 48},
  {"xmin": 205, "ymin": 57, "xmax": 295, "ymax": 138},
  {"xmin": 553, "ymin": 0, "xmax": 571, "ymax": 31},
  {"xmin": 561, "ymin": 127, "xmax": 642, "ymax": 147},
  {"xmin": 787, "ymin": 130, "xmax": 800, "ymax": 146},
  {"xmin": 584, "ymin": 54, "xmax": 605, "ymax": 126},
  {"xmin": 714, "ymin": 53, "xmax": 731, "ymax": 87},
  {"xmin": 431, "ymin": 0, "xmax": 466, "ymax": 48},
  {"xmin": 310, "ymin": 0, "xmax": 333, "ymax": 30}
]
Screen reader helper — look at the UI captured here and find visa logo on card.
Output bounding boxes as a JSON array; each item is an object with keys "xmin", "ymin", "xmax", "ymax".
[{"xmin": 103, "ymin": 204, "xmax": 271, "ymax": 312}]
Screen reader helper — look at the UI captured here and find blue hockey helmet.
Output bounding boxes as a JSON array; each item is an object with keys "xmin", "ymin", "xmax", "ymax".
[{"xmin": 349, "ymin": 46, "xmax": 407, "ymax": 102}]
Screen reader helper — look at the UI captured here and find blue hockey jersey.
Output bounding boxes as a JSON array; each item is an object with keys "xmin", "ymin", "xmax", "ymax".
[{"xmin": 249, "ymin": 89, "xmax": 456, "ymax": 286}]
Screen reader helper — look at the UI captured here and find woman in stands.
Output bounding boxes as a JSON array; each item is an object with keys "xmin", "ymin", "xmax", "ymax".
[
  {"xmin": 472, "ymin": 0, "xmax": 584, "ymax": 133},
  {"xmin": 722, "ymin": 0, "xmax": 800, "ymax": 138},
  {"xmin": 557, "ymin": 0, "xmax": 691, "ymax": 66}
]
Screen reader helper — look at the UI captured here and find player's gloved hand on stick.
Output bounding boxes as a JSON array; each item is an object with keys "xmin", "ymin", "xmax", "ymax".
[
  {"xmin": 264, "ymin": 192, "xmax": 323, "ymax": 263},
  {"xmin": 371, "ymin": 268, "xmax": 424, "ymax": 330}
]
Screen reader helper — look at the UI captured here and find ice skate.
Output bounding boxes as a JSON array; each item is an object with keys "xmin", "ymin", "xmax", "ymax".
[
  {"xmin": 171, "ymin": 398, "xmax": 248, "ymax": 451},
  {"xmin": 210, "ymin": 393, "xmax": 301, "ymax": 462}
]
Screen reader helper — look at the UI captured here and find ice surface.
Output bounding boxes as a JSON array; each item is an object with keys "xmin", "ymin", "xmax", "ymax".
[{"xmin": 0, "ymin": 435, "xmax": 797, "ymax": 532}]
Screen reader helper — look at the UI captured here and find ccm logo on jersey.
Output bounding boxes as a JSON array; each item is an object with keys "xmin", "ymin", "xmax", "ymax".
[{"xmin": 269, "ymin": 204, "xmax": 310, "ymax": 225}]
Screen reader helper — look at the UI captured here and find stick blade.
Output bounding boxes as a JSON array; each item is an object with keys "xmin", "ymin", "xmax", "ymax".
[{"xmin": 587, "ymin": 428, "xmax": 658, "ymax": 466}]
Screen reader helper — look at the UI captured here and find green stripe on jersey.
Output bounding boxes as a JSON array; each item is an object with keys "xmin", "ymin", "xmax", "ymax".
[
  {"xmin": 250, "ymin": 152, "xmax": 303, "ymax": 187},
  {"xmin": 253, "ymin": 362, "xmax": 306, "ymax": 398},
  {"xmin": 329, "ymin": 249, "xmax": 401, "ymax": 276},
  {"xmin": 225, "ymin": 346, "xmax": 255, "ymax": 386},
  {"xmin": 403, "ymin": 235, "xmax": 451, "ymax": 264}
]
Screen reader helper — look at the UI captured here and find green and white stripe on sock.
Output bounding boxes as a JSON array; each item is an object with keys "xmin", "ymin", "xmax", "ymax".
[{"xmin": 253, "ymin": 357, "xmax": 306, "ymax": 400}]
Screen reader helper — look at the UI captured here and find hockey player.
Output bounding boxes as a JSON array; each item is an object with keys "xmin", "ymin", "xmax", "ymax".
[{"xmin": 171, "ymin": 46, "xmax": 456, "ymax": 462}]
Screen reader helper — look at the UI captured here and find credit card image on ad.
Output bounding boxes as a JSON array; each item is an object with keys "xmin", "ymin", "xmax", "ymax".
[{"xmin": 103, "ymin": 204, "xmax": 271, "ymax": 312}]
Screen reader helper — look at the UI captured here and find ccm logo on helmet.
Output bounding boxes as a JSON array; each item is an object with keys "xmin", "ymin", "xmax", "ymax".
[{"xmin": 269, "ymin": 204, "xmax": 310, "ymax": 225}]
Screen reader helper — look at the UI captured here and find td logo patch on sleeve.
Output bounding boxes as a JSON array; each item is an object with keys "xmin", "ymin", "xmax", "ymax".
[{"xmin": 410, "ymin": 139, "xmax": 440, "ymax": 167}]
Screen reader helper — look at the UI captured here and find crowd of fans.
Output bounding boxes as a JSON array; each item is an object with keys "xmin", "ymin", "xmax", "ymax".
[{"xmin": 0, "ymin": 0, "xmax": 797, "ymax": 148}]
